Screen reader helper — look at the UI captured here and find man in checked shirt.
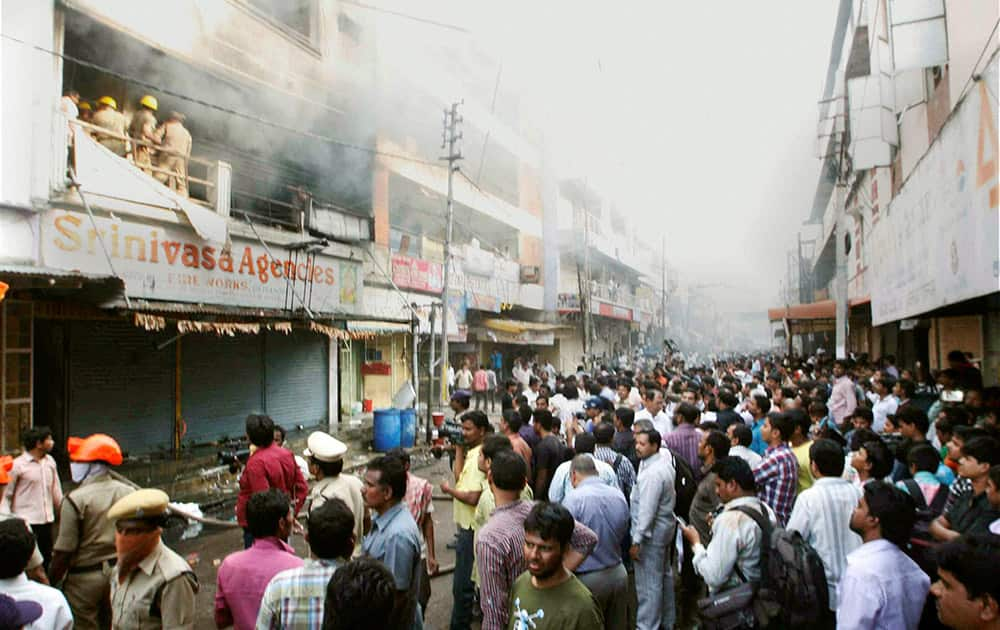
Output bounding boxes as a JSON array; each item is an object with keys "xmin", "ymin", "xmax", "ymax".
[{"xmin": 475, "ymin": 451, "xmax": 597, "ymax": 630}]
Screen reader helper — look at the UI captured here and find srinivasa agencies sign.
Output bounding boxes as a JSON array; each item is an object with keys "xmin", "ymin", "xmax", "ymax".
[{"xmin": 41, "ymin": 209, "xmax": 362, "ymax": 312}]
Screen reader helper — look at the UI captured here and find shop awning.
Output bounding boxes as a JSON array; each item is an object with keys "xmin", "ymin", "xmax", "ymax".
[
  {"xmin": 346, "ymin": 321, "xmax": 412, "ymax": 334},
  {"xmin": 483, "ymin": 319, "xmax": 568, "ymax": 334},
  {"xmin": 73, "ymin": 126, "xmax": 228, "ymax": 245},
  {"xmin": 767, "ymin": 299, "xmax": 836, "ymax": 322}
]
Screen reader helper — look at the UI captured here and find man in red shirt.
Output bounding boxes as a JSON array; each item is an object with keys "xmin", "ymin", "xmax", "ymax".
[{"xmin": 237, "ymin": 414, "xmax": 308, "ymax": 548}]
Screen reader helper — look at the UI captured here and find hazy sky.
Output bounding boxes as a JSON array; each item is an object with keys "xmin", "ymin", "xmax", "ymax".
[{"xmin": 377, "ymin": 1, "xmax": 841, "ymax": 312}]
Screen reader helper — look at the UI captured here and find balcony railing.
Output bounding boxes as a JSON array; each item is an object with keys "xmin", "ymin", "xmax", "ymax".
[{"xmin": 63, "ymin": 117, "xmax": 370, "ymax": 240}]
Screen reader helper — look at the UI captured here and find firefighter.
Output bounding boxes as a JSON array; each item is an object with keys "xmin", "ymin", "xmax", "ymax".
[
  {"xmin": 91, "ymin": 96, "xmax": 128, "ymax": 157},
  {"xmin": 153, "ymin": 111, "xmax": 192, "ymax": 197},
  {"xmin": 49, "ymin": 434, "xmax": 133, "ymax": 630},
  {"xmin": 128, "ymin": 95, "xmax": 159, "ymax": 175},
  {"xmin": 108, "ymin": 488, "xmax": 198, "ymax": 629}
]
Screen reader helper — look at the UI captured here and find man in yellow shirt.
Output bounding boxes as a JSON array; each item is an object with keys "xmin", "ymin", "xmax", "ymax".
[
  {"xmin": 789, "ymin": 409, "xmax": 815, "ymax": 495},
  {"xmin": 440, "ymin": 409, "xmax": 489, "ymax": 630}
]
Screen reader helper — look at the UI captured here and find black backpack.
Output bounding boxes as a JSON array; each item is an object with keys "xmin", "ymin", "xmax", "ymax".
[
  {"xmin": 903, "ymin": 478, "xmax": 947, "ymax": 574},
  {"xmin": 733, "ymin": 504, "xmax": 830, "ymax": 628},
  {"xmin": 667, "ymin": 447, "xmax": 698, "ymax": 519}
]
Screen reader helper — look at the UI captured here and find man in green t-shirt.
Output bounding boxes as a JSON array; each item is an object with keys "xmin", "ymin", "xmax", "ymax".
[{"xmin": 507, "ymin": 503, "xmax": 603, "ymax": 630}]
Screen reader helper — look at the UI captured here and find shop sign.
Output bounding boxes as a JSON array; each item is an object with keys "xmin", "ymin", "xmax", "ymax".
[
  {"xmin": 870, "ymin": 60, "xmax": 999, "ymax": 326},
  {"xmin": 596, "ymin": 300, "xmax": 633, "ymax": 321},
  {"xmin": 391, "ymin": 254, "xmax": 443, "ymax": 293},
  {"xmin": 489, "ymin": 329, "xmax": 555, "ymax": 346},
  {"xmin": 466, "ymin": 291, "xmax": 499, "ymax": 313},
  {"xmin": 557, "ymin": 293, "xmax": 580, "ymax": 312},
  {"xmin": 40, "ymin": 209, "xmax": 363, "ymax": 312}
]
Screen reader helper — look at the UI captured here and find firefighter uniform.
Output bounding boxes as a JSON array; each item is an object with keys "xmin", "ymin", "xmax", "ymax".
[
  {"xmin": 53, "ymin": 473, "xmax": 133, "ymax": 630},
  {"xmin": 92, "ymin": 97, "xmax": 128, "ymax": 157},
  {"xmin": 154, "ymin": 113, "xmax": 192, "ymax": 197},
  {"xmin": 108, "ymin": 489, "xmax": 198, "ymax": 630},
  {"xmin": 128, "ymin": 97, "xmax": 159, "ymax": 175}
]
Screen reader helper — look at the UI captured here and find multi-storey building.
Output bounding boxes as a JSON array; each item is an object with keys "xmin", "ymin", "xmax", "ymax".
[
  {"xmin": 0, "ymin": 0, "xmax": 589, "ymax": 454},
  {"xmin": 772, "ymin": 0, "xmax": 998, "ymax": 382}
]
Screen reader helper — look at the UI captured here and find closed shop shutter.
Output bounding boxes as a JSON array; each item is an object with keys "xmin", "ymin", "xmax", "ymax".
[
  {"xmin": 67, "ymin": 320, "xmax": 174, "ymax": 455},
  {"xmin": 264, "ymin": 330, "xmax": 328, "ymax": 429},
  {"xmin": 181, "ymin": 334, "xmax": 264, "ymax": 446}
]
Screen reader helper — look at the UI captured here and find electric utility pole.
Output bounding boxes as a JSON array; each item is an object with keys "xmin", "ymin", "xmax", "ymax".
[
  {"xmin": 439, "ymin": 101, "xmax": 462, "ymax": 405},
  {"xmin": 660, "ymin": 234, "xmax": 667, "ymax": 339}
]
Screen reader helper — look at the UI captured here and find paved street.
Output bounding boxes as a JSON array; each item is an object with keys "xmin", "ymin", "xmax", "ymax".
[{"xmin": 171, "ymin": 453, "xmax": 468, "ymax": 630}]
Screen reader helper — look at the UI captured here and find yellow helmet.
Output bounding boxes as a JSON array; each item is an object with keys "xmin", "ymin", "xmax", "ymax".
[
  {"xmin": 78, "ymin": 102, "xmax": 92, "ymax": 111},
  {"xmin": 139, "ymin": 95, "xmax": 158, "ymax": 111},
  {"xmin": 98, "ymin": 96, "xmax": 117, "ymax": 110}
]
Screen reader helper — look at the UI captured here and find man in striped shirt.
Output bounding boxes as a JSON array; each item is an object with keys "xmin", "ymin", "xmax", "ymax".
[
  {"xmin": 751, "ymin": 413, "xmax": 799, "ymax": 526},
  {"xmin": 786, "ymin": 439, "xmax": 862, "ymax": 625},
  {"xmin": 257, "ymin": 498, "xmax": 355, "ymax": 630},
  {"xmin": 475, "ymin": 451, "xmax": 597, "ymax": 630}
]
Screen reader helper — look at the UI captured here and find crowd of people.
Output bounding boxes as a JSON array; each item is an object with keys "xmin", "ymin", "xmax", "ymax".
[
  {"xmin": 437, "ymin": 349, "xmax": 1000, "ymax": 629},
  {"xmin": 1, "ymin": 349, "xmax": 998, "ymax": 629}
]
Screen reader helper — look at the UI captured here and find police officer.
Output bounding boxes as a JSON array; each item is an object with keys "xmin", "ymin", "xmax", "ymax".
[
  {"xmin": 91, "ymin": 96, "xmax": 128, "ymax": 157},
  {"xmin": 128, "ymin": 95, "xmax": 159, "ymax": 175},
  {"xmin": 107, "ymin": 488, "xmax": 197, "ymax": 629},
  {"xmin": 303, "ymin": 431, "xmax": 368, "ymax": 555},
  {"xmin": 49, "ymin": 434, "xmax": 133, "ymax": 630}
]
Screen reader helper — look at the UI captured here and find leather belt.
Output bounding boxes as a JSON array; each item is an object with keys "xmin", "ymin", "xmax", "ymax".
[{"xmin": 69, "ymin": 558, "xmax": 117, "ymax": 574}]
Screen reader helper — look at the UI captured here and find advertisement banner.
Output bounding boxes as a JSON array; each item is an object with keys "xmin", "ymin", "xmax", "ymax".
[
  {"xmin": 391, "ymin": 254, "xmax": 443, "ymax": 293},
  {"xmin": 40, "ymin": 209, "xmax": 363, "ymax": 312},
  {"xmin": 870, "ymin": 62, "xmax": 999, "ymax": 326}
]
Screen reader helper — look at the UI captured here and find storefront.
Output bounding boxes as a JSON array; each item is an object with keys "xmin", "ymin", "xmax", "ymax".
[{"xmin": 0, "ymin": 205, "xmax": 367, "ymax": 455}]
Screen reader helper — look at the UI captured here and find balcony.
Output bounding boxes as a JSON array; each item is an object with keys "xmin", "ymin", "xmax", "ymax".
[{"xmin": 57, "ymin": 117, "xmax": 370, "ymax": 244}]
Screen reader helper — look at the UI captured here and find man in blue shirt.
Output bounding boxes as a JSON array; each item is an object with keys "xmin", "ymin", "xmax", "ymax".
[
  {"xmin": 362, "ymin": 456, "xmax": 424, "ymax": 629},
  {"xmin": 748, "ymin": 394, "xmax": 771, "ymax": 456},
  {"xmin": 563, "ymin": 455, "xmax": 630, "ymax": 629}
]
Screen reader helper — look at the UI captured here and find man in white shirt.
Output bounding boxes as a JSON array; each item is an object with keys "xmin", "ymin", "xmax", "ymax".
[
  {"xmin": 634, "ymin": 388, "xmax": 673, "ymax": 437},
  {"xmin": 456, "ymin": 363, "xmax": 474, "ymax": 391},
  {"xmin": 726, "ymin": 424, "xmax": 762, "ymax": 468},
  {"xmin": 871, "ymin": 376, "xmax": 899, "ymax": 434},
  {"xmin": 837, "ymin": 480, "xmax": 929, "ymax": 630},
  {"xmin": 682, "ymin": 456, "xmax": 776, "ymax": 593},
  {"xmin": 0, "ymin": 518, "xmax": 73, "ymax": 630},
  {"xmin": 786, "ymin": 439, "xmax": 862, "ymax": 619},
  {"xmin": 829, "ymin": 360, "xmax": 858, "ymax": 427}
]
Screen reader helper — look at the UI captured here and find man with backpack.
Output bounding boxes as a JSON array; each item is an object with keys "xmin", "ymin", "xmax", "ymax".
[
  {"xmin": 683, "ymin": 456, "xmax": 776, "ymax": 593},
  {"xmin": 786, "ymin": 439, "xmax": 862, "ymax": 622},
  {"xmin": 838, "ymin": 481, "xmax": 929, "ymax": 630},
  {"xmin": 685, "ymin": 455, "xmax": 833, "ymax": 630}
]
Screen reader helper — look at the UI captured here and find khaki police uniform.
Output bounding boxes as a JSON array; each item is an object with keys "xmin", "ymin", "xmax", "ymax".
[
  {"xmin": 91, "ymin": 107, "xmax": 128, "ymax": 157},
  {"xmin": 153, "ymin": 117, "xmax": 192, "ymax": 197},
  {"xmin": 107, "ymin": 489, "xmax": 198, "ymax": 630},
  {"xmin": 303, "ymin": 432, "xmax": 366, "ymax": 554},
  {"xmin": 128, "ymin": 109, "xmax": 158, "ymax": 174},
  {"xmin": 52, "ymin": 472, "xmax": 133, "ymax": 630}
]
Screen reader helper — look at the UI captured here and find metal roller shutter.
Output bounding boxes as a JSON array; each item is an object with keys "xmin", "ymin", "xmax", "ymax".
[
  {"xmin": 181, "ymin": 333, "xmax": 264, "ymax": 446},
  {"xmin": 264, "ymin": 330, "xmax": 328, "ymax": 430},
  {"xmin": 67, "ymin": 320, "xmax": 174, "ymax": 455}
]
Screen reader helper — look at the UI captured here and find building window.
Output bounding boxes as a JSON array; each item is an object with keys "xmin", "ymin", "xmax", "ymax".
[{"xmin": 247, "ymin": 0, "xmax": 315, "ymax": 44}]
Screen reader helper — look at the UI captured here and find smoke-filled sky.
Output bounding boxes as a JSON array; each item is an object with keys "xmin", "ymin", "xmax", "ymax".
[{"xmin": 384, "ymin": 0, "xmax": 841, "ymax": 313}]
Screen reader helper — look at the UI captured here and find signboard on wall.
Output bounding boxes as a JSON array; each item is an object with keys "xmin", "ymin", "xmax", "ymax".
[
  {"xmin": 870, "ymin": 60, "xmax": 999, "ymax": 326},
  {"xmin": 41, "ymin": 209, "xmax": 363, "ymax": 312},
  {"xmin": 391, "ymin": 254, "xmax": 443, "ymax": 293}
]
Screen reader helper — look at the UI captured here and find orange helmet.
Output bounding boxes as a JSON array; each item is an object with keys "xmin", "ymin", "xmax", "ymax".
[
  {"xmin": 67, "ymin": 434, "xmax": 123, "ymax": 466},
  {"xmin": 0, "ymin": 455, "xmax": 12, "ymax": 484}
]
